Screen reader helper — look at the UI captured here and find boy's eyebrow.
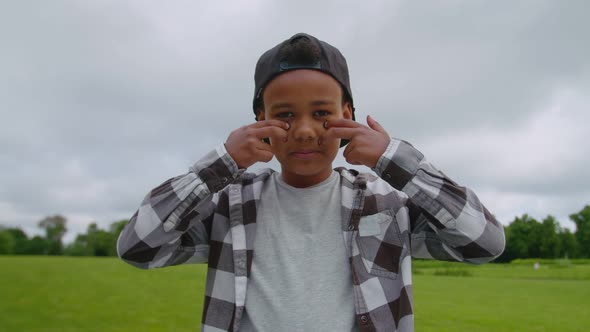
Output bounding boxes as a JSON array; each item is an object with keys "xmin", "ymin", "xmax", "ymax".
[
  {"xmin": 269, "ymin": 102, "xmax": 293, "ymax": 111},
  {"xmin": 309, "ymin": 100, "xmax": 335, "ymax": 107}
]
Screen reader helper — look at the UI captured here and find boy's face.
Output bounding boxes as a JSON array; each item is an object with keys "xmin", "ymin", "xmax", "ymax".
[{"xmin": 257, "ymin": 69, "xmax": 352, "ymax": 188}]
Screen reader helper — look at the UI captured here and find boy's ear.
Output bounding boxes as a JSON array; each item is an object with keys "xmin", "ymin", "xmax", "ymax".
[
  {"xmin": 342, "ymin": 102, "xmax": 353, "ymax": 120},
  {"xmin": 256, "ymin": 109, "xmax": 265, "ymax": 121}
]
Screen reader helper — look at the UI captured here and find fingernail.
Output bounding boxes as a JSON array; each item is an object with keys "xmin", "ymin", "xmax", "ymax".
[
  {"xmin": 323, "ymin": 120, "xmax": 328, "ymax": 129},
  {"xmin": 285, "ymin": 122, "xmax": 290, "ymax": 130},
  {"xmin": 282, "ymin": 137, "xmax": 288, "ymax": 142}
]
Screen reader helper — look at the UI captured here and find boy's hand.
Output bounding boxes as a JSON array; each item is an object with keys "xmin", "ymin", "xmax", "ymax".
[
  {"xmin": 325, "ymin": 115, "xmax": 390, "ymax": 168},
  {"xmin": 225, "ymin": 120, "xmax": 289, "ymax": 169}
]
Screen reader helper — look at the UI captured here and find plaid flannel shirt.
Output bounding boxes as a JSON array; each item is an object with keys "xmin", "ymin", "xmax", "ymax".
[{"xmin": 117, "ymin": 138, "xmax": 505, "ymax": 332}]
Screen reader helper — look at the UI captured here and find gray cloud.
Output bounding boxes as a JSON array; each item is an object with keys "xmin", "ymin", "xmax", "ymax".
[{"xmin": 1, "ymin": 0, "xmax": 588, "ymax": 242}]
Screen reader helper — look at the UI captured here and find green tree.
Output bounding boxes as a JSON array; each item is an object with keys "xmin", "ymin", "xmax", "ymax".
[
  {"xmin": 109, "ymin": 219, "xmax": 128, "ymax": 236},
  {"xmin": 27, "ymin": 235, "xmax": 48, "ymax": 255},
  {"xmin": 557, "ymin": 227, "xmax": 579, "ymax": 258},
  {"xmin": 38, "ymin": 215, "xmax": 67, "ymax": 255},
  {"xmin": 527, "ymin": 216, "xmax": 545, "ymax": 258},
  {"xmin": 498, "ymin": 215, "xmax": 535, "ymax": 262},
  {"xmin": 497, "ymin": 214, "xmax": 561, "ymax": 261},
  {"xmin": 85, "ymin": 223, "xmax": 115, "ymax": 256},
  {"xmin": 570, "ymin": 205, "xmax": 590, "ymax": 258},
  {"xmin": 64, "ymin": 233, "xmax": 92, "ymax": 256},
  {"xmin": 65, "ymin": 222, "xmax": 121, "ymax": 257},
  {"xmin": 4, "ymin": 228, "xmax": 30, "ymax": 254},
  {"xmin": 539, "ymin": 215, "xmax": 560, "ymax": 258},
  {"xmin": 495, "ymin": 225, "xmax": 513, "ymax": 263},
  {"xmin": 517, "ymin": 214, "xmax": 540, "ymax": 258},
  {"xmin": 109, "ymin": 219, "xmax": 128, "ymax": 256},
  {"xmin": 0, "ymin": 228, "xmax": 16, "ymax": 254}
]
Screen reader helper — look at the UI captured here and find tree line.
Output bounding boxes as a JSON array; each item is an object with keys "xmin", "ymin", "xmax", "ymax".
[
  {"xmin": 496, "ymin": 205, "xmax": 590, "ymax": 262},
  {"xmin": 0, "ymin": 215, "xmax": 127, "ymax": 257},
  {"xmin": 1, "ymin": 205, "xmax": 589, "ymax": 262}
]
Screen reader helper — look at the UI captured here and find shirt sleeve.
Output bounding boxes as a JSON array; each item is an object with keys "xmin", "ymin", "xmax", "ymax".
[
  {"xmin": 116, "ymin": 144, "xmax": 244, "ymax": 269},
  {"xmin": 373, "ymin": 138, "xmax": 506, "ymax": 264}
]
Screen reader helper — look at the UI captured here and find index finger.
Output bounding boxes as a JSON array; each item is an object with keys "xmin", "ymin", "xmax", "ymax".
[
  {"xmin": 325, "ymin": 118, "xmax": 362, "ymax": 129},
  {"xmin": 251, "ymin": 119, "xmax": 290, "ymax": 130},
  {"xmin": 252, "ymin": 125, "xmax": 288, "ymax": 140},
  {"xmin": 324, "ymin": 127, "xmax": 359, "ymax": 140}
]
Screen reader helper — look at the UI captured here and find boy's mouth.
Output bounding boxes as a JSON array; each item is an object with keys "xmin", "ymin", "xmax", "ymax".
[{"xmin": 290, "ymin": 149, "xmax": 322, "ymax": 159}]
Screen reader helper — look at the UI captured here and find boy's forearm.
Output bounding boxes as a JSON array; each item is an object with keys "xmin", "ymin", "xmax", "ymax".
[
  {"xmin": 117, "ymin": 145, "xmax": 243, "ymax": 269},
  {"xmin": 373, "ymin": 138, "xmax": 506, "ymax": 263}
]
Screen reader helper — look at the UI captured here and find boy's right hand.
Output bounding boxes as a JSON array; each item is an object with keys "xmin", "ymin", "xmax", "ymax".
[{"xmin": 224, "ymin": 120, "xmax": 290, "ymax": 169}]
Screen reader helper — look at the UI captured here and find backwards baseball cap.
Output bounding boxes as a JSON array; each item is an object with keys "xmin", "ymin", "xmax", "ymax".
[{"xmin": 252, "ymin": 33, "xmax": 355, "ymax": 124}]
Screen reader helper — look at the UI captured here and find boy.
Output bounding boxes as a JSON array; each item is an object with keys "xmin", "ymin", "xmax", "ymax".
[{"xmin": 117, "ymin": 33, "xmax": 505, "ymax": 332}]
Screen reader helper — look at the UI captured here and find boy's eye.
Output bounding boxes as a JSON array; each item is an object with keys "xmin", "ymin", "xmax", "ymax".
[
  {"xmin": 275, "ymin": 112, "xmax": 294, "ymax": 119},
  {"xmin": 313, "ymin": 110, "xmax": 330, "ymax": 117}
]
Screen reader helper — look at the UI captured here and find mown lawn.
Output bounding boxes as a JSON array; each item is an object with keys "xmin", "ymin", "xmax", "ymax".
[
  {"xmin": 0, "ymin": 256, "xmax": 588, "ymax": 331},
  {"xmin": 0, "ymin": 256, "xmax": 205, "ymax": 332}
]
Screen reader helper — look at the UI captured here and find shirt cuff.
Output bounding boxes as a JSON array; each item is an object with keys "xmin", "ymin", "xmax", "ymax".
[{"xmin": 372, "ymin": 138, "xmax": 424, "ymax": 190}]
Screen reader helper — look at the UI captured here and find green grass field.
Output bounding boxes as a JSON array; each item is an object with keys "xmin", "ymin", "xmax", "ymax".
[{"xmin": 1, "ymin": 256, "xmax": 589, "ymax": 331}]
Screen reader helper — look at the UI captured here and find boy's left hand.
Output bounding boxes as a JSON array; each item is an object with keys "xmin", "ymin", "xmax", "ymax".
[{"xmin": 325, "ymin": 115, "xmax": 390, "ymax": 168}]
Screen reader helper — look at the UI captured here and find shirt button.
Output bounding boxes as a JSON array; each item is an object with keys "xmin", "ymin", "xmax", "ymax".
[
  {"xmin": 348, "ymin": 224, "xmax": 354, "ymax": 231},
  {"xmin": 360, "ymin": 315, "xmax": 368, "ymax": 323}
]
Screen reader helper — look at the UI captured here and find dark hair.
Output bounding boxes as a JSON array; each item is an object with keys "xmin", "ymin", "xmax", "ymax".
[{"xmin": 256, "ymin": 36, "xmax": 350, "ymax": 114}]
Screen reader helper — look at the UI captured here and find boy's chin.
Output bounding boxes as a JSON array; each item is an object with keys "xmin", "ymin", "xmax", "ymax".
[
  {"xmin": 278, "ymin": 157, "xmax": 337, "ymax": 176},
  {"xmin": 275, "ymin": 150, "xmax": 338, "ymax": 166}
]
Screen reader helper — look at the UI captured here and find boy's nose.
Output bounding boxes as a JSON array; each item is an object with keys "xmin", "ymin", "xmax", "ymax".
[{"xmin": 291, "ymin": 118, "xmax": 318, "ymax": 142}]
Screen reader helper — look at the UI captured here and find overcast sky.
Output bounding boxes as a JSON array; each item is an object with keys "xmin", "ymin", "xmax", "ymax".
[{"xmin": 1, "ymin": 1, "xmax": 588, "ymax": 243}]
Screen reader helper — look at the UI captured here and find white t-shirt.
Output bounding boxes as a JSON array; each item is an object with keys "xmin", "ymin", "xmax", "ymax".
[{"xmin": 241, "ymin": 171, "xmax": 357, "ymax": 332}]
